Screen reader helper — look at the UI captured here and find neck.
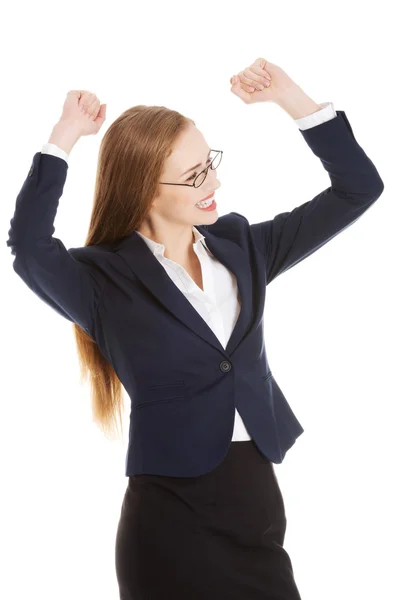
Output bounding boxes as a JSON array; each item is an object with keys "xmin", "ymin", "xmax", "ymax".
[{"xmin": 136, "ymin": 224, "xmax": 197, "ymax": 264}]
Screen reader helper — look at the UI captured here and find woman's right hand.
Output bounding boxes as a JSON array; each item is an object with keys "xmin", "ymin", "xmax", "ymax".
[{"xmin": 59, "ymin": 90, "xmax": 107, "ymax": 137}]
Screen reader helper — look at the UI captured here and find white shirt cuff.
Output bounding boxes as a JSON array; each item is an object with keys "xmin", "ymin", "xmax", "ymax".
[
  {"xmin": 41, "ymin": 142, "xmax": 69, "ymax": 164},
  {"xmin": 294, "ymin": 101, "xmax": 337, "ymax": 130}
]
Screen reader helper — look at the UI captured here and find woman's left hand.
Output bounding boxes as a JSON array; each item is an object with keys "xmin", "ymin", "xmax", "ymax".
[{"xmin": 230, "ymin": 57, "xmax": 299, "ymax": 105}]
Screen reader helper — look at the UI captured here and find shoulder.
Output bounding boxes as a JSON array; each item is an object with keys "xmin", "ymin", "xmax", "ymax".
[
  {"xmin": 201, "ymin": 211, "xmax": 249, "ymax": 235},
  {"xmin": 204, "ymin": 211, "xmax": 248, "ymax": 228},
  {"xmin": 68, "ymin": 241, "xmax": 115, "ymax": 262},
  {"xmin": 68, "ymin": 242, "xmax": 127, "ymax": 279},
  {"xmin": 201, "ymin": 211, "xmax": 250, "ymax": 245}
]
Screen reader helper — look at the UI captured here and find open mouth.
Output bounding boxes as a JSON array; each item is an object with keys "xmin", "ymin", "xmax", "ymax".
[
  {"xmin": 195, "ymin": 192, "xmax": 214, "ymax": 207},
  {"xmin": 195, "ymin": 195, "xmax": 216, "ymax": 210}
]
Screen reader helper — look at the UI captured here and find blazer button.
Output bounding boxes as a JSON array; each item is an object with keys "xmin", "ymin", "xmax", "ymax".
[
  {"xmin": 28, "ymin": 166, "xmax": 34, "ymax": 177},
  {"xmin": 219, "ymin": 360, "xmax": 232, "ymax": 372}
]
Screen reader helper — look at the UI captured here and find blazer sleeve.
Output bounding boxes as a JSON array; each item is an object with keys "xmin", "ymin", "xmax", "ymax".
[
  {"xmin": 6, "ymin": 152, "xmax": 106, "ymax": 334},
  {"xmin": 240, "ymin": 110, "xmax": 384, "ymax": 286}
]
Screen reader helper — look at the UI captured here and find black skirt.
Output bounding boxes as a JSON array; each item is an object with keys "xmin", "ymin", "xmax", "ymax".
[{"xmin": 115, "ymin": 439, "xmax": 302, "ymax": 599}]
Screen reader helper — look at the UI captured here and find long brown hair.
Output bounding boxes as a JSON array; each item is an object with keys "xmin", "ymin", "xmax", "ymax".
[{"xmin": 73, "ymin": 105, "xmax": 195, "ymax": 440}]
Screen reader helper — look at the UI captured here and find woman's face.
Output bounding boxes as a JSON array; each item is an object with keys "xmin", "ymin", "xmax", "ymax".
[{"xmin": 151, "ymin": 124, "xmax": 221, "ymax": 227}]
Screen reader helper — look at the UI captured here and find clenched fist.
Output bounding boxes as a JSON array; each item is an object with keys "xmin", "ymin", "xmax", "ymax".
[
  {"xmin": 230, "ymin": 58, "xmax": 298, "ymax": 105},
  {"xmin": 59, "ymin": 90, "xmax": 107, "ymax": 136}
]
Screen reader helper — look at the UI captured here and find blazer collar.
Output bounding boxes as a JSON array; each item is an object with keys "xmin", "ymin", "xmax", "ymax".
[{"xmin": 113, "ymin": 225, "xmax": 253, "ymax": 356}]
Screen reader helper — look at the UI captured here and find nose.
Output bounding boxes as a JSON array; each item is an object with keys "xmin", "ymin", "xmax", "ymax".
[{"xmin": 200, "ymin": 166, "xmax": 220, "ymax": 197}]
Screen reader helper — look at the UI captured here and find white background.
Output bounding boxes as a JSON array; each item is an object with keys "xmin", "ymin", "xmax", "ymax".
[{"xmin": 1, "ymin": 1, "xmax": 399, "ymax": 598}]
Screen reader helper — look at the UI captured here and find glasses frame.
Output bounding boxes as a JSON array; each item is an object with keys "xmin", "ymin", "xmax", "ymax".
[{"xmin": 159, "ymin": 149, "xmax": 223, "ymax": 188}]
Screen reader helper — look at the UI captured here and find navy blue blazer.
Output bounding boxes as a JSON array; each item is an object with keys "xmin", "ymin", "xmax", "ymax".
[{"xmin": 7, "ymin": 110, "xmax": 384, "ymax": 477}]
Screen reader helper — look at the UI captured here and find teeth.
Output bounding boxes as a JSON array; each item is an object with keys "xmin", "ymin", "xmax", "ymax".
[{"xmin": 196, "ymin": 197, "xmax": 213, "ymax": 208}]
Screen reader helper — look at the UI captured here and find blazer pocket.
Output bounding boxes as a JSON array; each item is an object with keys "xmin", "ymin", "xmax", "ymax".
[{"xmin": 135, "ymin": 381, "xmax": 187, "ymax": 410}]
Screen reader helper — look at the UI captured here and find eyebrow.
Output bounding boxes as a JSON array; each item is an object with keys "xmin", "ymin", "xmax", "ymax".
[{"xmin": 180, "ymin": 148, "xmax": 212, "ymax": 177}]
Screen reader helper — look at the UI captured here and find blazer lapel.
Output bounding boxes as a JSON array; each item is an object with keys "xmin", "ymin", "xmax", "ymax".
[{"xmin": 114, "ymin": 226, "xmax": 253, "ymax": 355}]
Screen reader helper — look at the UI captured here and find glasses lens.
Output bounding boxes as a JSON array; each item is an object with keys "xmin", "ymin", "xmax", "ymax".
[
  {"xmin": 193, "ymin": 152, "xmax": 222, "ymax": 187},
  {"xmin": 210, "ymin": 151, "xmax": 222, "ymax": 170},
  {"xmin": 194, "ymin": 170, "xmax": 207, "ymax": 188}
]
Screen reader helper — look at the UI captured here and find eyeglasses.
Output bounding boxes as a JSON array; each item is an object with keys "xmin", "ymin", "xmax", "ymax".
[{"xmin": 159, "ymin": 149, "xmax": 223, "ymax": 188}]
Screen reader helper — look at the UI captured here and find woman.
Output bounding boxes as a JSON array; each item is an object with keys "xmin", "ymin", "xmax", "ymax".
[{"xmin": 7, "ymin": 57, "xmax": 384, "ymax": 599}]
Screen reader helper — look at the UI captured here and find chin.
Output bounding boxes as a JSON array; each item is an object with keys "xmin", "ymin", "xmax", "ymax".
[{"xmin": 194, "ymin": 210, "xmax": 219, "ymax": 226}]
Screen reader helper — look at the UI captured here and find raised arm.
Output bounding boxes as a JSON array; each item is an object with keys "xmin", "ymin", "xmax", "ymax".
[
  {"xmin": 6, "ymin": 91, "xmax": 108, "ymax": 334},
  {"xmin": 251, "ymin": 108, "xmax": 384, "ymax": 285},
  {"xmin": 230, "ymin": 57, "xmax": 384, "ymax": 285}
]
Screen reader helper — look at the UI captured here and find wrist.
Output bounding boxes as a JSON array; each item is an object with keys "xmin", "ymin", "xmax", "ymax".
[
  {"xmin": 48, "ymin": 120, "xmax": 82, "ymax": 155},
  {"xmin": 275, "ymin": 83, "xmax": 322, "ymax": 120}
]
